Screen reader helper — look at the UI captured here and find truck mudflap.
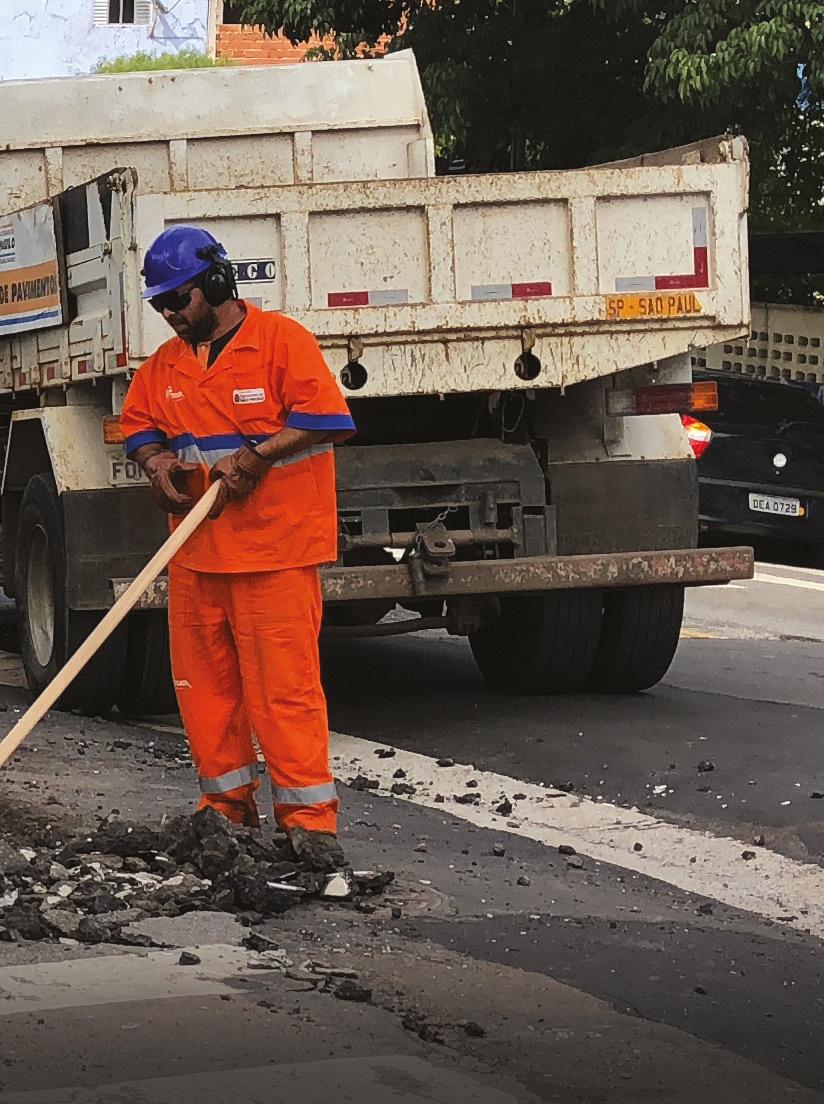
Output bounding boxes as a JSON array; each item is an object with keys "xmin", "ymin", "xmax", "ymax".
[{"xmin": 110, "ymin": 546, "xmax": 753, "ymax": 610}]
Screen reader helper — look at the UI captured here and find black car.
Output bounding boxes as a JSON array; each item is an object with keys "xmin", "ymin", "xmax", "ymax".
[{"xmin": 693, "ymin": 370, "xmax": 824, "ymax": 558}]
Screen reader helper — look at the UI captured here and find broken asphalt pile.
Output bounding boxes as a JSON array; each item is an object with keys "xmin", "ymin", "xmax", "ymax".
[{"xmin": 0, "ymin": 807, "xmax": 392, "ymax": 946}]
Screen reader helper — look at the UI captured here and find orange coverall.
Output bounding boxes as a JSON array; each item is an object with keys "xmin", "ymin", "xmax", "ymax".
[{"xmin": 120, "ymin": 304, "xmax": 355, "ymax": 832}]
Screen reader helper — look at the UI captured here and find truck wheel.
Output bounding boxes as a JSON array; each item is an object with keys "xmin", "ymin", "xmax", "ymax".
[
  {"xmin": 116, "ymin": 611, "xmax": 177, "ymax": 716},
  {"xmin": 469, "ymin": 591, "xmax": 603, "ymax": 693},
  {"xmin": 587, "ymin": 584, "xmax": 684, "ymax": 694},
  {"xmin": 15, "ymin": 474, "xmax": 126, "ymax": 715}
]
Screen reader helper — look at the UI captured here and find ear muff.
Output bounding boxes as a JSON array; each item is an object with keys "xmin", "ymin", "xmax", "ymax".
[{"xmin": 196, "ymin": 246, "xmax": 238, "ymax": 307}]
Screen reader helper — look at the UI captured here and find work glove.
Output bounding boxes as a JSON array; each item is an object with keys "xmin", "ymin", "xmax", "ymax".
[
  {"xmin": 208, "ymin": 446, "xmax": 272, "ymax": 520},
  {"xmin": 142, "ymin": 451, "xmax": 199, "ymax": 515}
]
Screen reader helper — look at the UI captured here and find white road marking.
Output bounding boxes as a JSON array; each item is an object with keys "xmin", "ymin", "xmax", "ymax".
[
  {"xmin": 0, "ymin": 945, "xmax": 245, "ymax": 1015},
  {"xmin": 754, "ymin": 561, "xmax": 824, "ymax": 578},
  {"xmin": 0, "ymin": 1055, "xmax": 518, "ymax": 1104},
  {"xmin": 754, "ymin": 572, "xmax": 824, "ymax": 593},
  {"xmin": 331, "ymin": 732, "xmax": 824, "ymax": 940}
]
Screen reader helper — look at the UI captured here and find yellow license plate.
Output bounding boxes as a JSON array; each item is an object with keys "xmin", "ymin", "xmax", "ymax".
[{"xmin": 606, "ymin": 292, "xmax": 703, "ymax": 321}]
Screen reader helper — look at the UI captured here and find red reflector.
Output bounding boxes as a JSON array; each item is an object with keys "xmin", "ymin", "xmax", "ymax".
[
  {"xmin": 635, "ymin": 384, "xmax": 693, "ymax": 414},
  {"xmin": 116, "ymin": 352, "xmax": 128, "ymax": 368},
  {"xmin": 634, "ymin": 381, "xmax": 718, "ymax": 415},
  {"xmin": 328, "ymin": 291, "xmax": 369, "ymax": 308},
  {"xmin": 511, "ymin": 282, "xmax": 553, "ymax": 299}
]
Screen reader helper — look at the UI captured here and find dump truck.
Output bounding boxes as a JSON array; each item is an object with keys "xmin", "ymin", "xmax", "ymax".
[{"xmin": 0, "ymin": 54, "xmax": 753, "ymax": 715}]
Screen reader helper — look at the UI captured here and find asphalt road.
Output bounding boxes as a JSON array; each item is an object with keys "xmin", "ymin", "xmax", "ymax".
[{"xmin": 2, "ymin": 563, "xmax": 824, "ymax": 1102}]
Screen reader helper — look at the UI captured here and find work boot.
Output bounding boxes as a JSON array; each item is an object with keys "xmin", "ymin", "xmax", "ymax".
[
  {"xmin": 198, "ymin": 795, "xmax": 260, "ymax": 830},
  {"xmin": 288, "ymin": 826, "xmax": 346, "ymax": 872}
]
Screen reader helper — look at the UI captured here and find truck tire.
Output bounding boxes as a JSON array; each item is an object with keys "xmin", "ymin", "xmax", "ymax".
[
  {"xmin": 587, "ymin": 584, "xmax": 684, "ymax": 694},
  {"xmin": 469, "ymin": 591, "xmax": 603, "ymax": 693},
  {"xmin": 116, "ymin": 611, "xmax": 178, "ymax": 716},
  {"xmin": 15, "ymin": 473, "xmax": 127, "ymax": 715}
]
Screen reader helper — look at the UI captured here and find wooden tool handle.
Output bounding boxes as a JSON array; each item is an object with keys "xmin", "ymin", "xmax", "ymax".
[{"xmin": 0, "ymin": 480, "xmax": 221, "ymax": 770}]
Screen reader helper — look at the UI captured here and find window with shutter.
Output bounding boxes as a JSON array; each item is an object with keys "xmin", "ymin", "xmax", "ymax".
[
  {"xmin": 134, "ymin": 0, "xmax": 153, "ymax": 24},
  {"xmin": 93, "ymin": 0, "xmax": 153, "ymax": 24}
]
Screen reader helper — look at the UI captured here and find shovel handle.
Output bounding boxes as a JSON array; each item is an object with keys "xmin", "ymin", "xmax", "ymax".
[{"xmin": 0, "ymin": 480, "xmax": 221, "ymax": 770}]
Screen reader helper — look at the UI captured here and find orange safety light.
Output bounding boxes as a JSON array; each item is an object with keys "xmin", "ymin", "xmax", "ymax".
[
  {"xmin": 102, "ymin": 416, "xmax": 125, "ymax": 444},
  {"xmin": 607, "ymin": 380, "xmax": 719, "ymax": 417}
]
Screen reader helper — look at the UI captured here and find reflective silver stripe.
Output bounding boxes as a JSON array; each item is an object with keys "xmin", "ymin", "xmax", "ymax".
[
  {"xmin": 177, "ymin": 445, "xmax": 235, "ymax": 466},
  {"xmin": 273, "ymin": 781, "xmax": 338, "ymax": 805},
  {"xmin": 177, "ymin": 442, "xmax": 333, "ymax": 468},
  {"xmin": 199, "ymin": 762, "xmax": 259, "ymax": 794}
]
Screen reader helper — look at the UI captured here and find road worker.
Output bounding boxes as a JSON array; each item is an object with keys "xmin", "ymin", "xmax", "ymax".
[{"xmin": 120, "ymin": 225, "xmax": 356, "ymax": 871}]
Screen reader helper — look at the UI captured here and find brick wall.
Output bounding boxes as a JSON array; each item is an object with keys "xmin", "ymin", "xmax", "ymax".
[
  {"xmin": 215, "ymin": 24, "xmax": 332, "ymax": 64},
  {"xmin": 215, "ymin": 24, "xmax": 389, "ymax": 65}
]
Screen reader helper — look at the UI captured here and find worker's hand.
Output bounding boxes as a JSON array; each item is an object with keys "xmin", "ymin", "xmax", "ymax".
[
  {"xmin": 208, "ymin": 446, "xmax": 272, "ymax": 520},
  {"xmin": 142, "ymin": 450, "xmax": 199, "ymax": 515}
]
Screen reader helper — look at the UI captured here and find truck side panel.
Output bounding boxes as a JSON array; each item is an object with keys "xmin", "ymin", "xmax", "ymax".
[{"xmin": 0, "ymin": 53, "xmax": 435, "ymax": 215}]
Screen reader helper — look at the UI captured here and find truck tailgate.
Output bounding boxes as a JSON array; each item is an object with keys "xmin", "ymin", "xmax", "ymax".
[{"xmin": 135, "ymin": 135, "xmax": 749, "ymax": 397}]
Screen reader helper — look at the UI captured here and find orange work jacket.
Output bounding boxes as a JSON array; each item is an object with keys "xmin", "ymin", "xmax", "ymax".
[{"xmin": 120, "ymin": 303, "xmax": 355, "ymax": 573}]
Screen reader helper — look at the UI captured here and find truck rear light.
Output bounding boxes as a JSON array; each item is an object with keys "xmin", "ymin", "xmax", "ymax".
[
  {"xmin": 103, "ymin": 416, "xmax": 124, "ymax": 444},
  {"xmin": 606, "ymin": 381, "xmax": 718, "ymax": 416},
  {"xmin": 680, "ymin": 414, "xmax": 712, "ymax": 459}
]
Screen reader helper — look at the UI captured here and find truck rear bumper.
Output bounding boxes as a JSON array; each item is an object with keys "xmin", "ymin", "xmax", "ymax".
[{"xmin": 111, "ymin": 546, "xmax": 753, "ymax": 609}]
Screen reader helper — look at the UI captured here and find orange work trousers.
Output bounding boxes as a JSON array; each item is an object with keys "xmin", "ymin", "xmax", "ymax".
[{"xmin": 168, "ymin": 563, "xmax": 337, "ymax": 834}]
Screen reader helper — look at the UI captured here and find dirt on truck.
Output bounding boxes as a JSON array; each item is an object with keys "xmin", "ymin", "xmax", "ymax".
[{"xmin": 0, "ymin": 54, "xmax": 752, "ymax": 716}]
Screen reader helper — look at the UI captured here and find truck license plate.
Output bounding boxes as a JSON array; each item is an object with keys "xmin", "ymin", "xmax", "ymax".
[
  {"xmin": 748, "ymin": 493, "xmax": 803, "ymax": 517},
  {"xmin": 606, "ymin": 292, "xmax": 703, "ymax": 321},
  {"xmin": 108, "ymin": 451, "xmax": 147, "ymax": 487}
]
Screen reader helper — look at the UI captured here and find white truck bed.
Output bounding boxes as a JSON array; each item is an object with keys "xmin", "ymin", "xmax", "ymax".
[
  {"xmin": 0, "ymin": 51, "xmax": 434, "ymax": 214},
  {"xmin": 0, "ymin": 135, "xmax": 750, "ymax": 402}
]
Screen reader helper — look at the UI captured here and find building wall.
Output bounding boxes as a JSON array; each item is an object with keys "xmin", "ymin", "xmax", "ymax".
[
  {"xmin": 215, "ymin": 22, "xmax": 390, "ymax": 66},
  {"xmin": 0, "ymin": 0, "xmax": 212, "ymax": 81},
  {"xmin": 215, "ymin": 23, "xmax": 324, "ymax": 65}
]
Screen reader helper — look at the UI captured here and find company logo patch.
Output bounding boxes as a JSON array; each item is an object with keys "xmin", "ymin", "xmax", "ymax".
[
  {"xmin": 233, "ymin": 388, "xmax": 265, "ymax": 405},
  {"xmin": 165, "ymin": 386, "xmax": 184, "ymax": 401},
  {"xmin": 173, "ymin": 678, "xmax": 192, "ymax": 689}
]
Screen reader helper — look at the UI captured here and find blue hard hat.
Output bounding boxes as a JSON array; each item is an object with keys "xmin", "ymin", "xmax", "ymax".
[{"xmin": 141, "ymin": 225, "xmax": 228, "ymax": 298}]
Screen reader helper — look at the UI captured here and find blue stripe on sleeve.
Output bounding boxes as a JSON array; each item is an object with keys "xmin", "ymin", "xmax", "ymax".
[
  {"xmin": 169, "ymin": 432, "xmax": 248, "ymax": 453},
  {"xmin": 285, "ymin": 412, "xmax": 356, "ymax": 431},
  {"xmin": 124, "ymin": 429, "xmax": 167, "ymax": 455}
]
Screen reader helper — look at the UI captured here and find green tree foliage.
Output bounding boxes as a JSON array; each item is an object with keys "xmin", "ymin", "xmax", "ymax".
[
  {"xmin": 600, "ymin": 0, "xmax": 824, "ymax": 239},
  {"xmin": 229, "ymin": 1, "xmax": 824, "ymax": 238}
]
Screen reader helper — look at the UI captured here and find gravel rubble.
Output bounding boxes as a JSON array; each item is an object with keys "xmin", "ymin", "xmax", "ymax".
[{"xmin": 0, "ymin": 807, "xmax": 393, "ymax": 946}]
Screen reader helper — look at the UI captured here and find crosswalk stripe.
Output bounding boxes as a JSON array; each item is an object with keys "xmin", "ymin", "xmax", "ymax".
[
  {"xmin": 330, "ymin": 731, "xmax": 824, "ymax": 940},
  {"xmin": 754, "ymin": 572, "xmax": 824, "ymax": 593}
]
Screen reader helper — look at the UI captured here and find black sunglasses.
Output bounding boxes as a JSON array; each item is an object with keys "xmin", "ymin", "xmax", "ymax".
[{"xmin": 149, "ymin": 282, "xmax": 198, "ymax": 314}]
